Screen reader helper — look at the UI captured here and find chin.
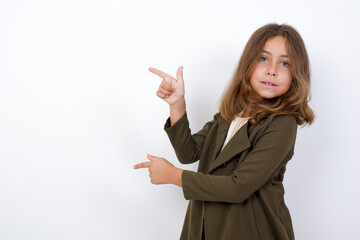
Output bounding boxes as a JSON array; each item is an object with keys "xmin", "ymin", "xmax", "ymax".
[{"xmin": 259, "ymin": 94, "xmax": 276, "ymax": 99}]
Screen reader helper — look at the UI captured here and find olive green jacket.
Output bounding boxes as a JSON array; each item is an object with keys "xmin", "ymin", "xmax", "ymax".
[{"xmin": 164, "ymin": 112, "xmax": 297, "ymax": 240}]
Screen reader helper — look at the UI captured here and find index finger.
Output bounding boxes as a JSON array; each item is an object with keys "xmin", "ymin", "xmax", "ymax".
[
  {"xmin": 133, "ymin": 161, "xmax": 151, "ymax": 169},
  {"xmin": 149, "ymin": 67, "xmax": 173, "ymax": 80}
]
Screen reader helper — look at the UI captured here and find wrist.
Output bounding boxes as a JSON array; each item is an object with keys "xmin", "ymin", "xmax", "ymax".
[
  {"xmin": 169, "ymin": 97, "xmax": 185, "ymax": 107},
  {"xmin": 171, "ymin": 167, "xmax": 183, "ymax": 187},
  {"xmin": 169, "ymin": 98, "xmax": 186, "ymax": 126}
]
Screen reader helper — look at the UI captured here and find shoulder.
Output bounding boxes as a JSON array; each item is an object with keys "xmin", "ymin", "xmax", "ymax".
[
  {"xmin": 250, "ymin": 115, "xmax": 298, "ymax": 141},
  {"xmin": 213, "ymin": 112, "xmax": 222, "ymax": 120},
  {"xmin": 262, "ymin": 115, "xmax": 298, "ymax": 141},
  {"xmin": 266, "ymin": 115, "xmax": 297, "ymax": 129},
  {"xmin": 207, "ymin": 112, "xmax": 224, "ymax": 126},
  {"xmin": 251, "ymin": 114, "xmax": 297, "ymax": 129}
]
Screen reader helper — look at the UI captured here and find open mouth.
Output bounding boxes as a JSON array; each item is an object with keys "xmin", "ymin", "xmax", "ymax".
[{"xmin": 261, "ymin": 81, "xmax": 277, "ymax": 86}]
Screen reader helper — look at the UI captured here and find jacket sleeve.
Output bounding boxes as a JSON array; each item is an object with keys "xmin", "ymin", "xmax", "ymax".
[
  {"xmin": 181, "ymin": 115, "xmax": 298, "ymax": 203},
  {"xmin": 164, "ymin": 112, "xmax": 220, "ymax": 164}
]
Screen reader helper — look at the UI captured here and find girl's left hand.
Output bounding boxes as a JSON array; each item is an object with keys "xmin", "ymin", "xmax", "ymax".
[{"xmin": 134, "ymin": 154, "xmax": 183, "ymax": 186}]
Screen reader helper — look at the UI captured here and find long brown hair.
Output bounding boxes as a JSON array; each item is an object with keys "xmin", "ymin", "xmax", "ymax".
[{"xmin": 219, "ymin": 23, "xmax": 315, "ymax": 126}]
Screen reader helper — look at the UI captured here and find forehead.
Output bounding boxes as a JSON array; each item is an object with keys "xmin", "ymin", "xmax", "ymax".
[{"xmin": 262, "ymin": 36, "xmax": 288, "ymax": 55}]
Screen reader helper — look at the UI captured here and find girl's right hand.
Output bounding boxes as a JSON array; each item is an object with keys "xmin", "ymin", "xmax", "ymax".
[{"xmin": 149, "ymin": 66, "xmax": 185, "ymax": 106}]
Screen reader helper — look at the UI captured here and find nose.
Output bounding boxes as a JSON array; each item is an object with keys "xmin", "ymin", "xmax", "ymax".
[{"xmin": 266, "ymin": 63, "xmax": 278, "ymax": 77}]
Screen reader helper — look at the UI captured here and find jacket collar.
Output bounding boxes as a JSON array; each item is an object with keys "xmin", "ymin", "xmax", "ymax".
[{"xmin": 209, "ymin": 116, "xmax": 251, "ymax": 172}]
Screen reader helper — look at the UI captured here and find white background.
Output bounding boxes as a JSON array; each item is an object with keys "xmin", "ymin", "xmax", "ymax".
[{"xmin": 1, "ymin": 0, "xmax": 359, "ymax": 239}]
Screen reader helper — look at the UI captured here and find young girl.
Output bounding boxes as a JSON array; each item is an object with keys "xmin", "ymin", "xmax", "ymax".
[{"xmin": 134, "ymin": 23, "xmax": 314, "ymax": 240}]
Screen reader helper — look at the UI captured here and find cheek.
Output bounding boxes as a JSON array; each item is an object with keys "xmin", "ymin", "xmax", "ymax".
[
  {"xmin": 283, "ymin": 74, "xmax": 292, "ymax": 91},
  {"xmin": 249, "ymin": 73, "xmax": 257, "ymax": 89},
  {"xmin": 251, "ymin": 64, "xmax": 263, "ymax": 76},
  {"xmin": 280, "ymin": 68, "xmax": 291, "ymax": 84},
  {"xmin": 249, "ymin": 65, "xmax": 261, "ymax": 83}
]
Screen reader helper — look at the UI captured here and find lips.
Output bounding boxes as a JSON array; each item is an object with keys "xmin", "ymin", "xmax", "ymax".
[{"xmin": 260, "ymin": 81, "xmax": 277, "ymax": 86}]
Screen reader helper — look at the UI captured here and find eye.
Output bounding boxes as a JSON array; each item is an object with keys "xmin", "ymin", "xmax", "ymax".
[
  {"xmin": 259, "ymin": 56, "xmax": 268, "ymax": 62},
  {"xmin": 280, "ymin": 61, "xmax": 289, "ymax": 67}
]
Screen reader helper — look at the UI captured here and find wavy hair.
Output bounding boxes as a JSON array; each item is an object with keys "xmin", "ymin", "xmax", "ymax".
[{"xmin": 219, "ymin": 23, "xmax": 315, "ymax": 126}]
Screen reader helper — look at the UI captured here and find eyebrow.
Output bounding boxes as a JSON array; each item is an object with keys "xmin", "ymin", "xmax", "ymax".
[{"xmin": 262, "ymin": 50, "xmax": 288, "ymax": 58}]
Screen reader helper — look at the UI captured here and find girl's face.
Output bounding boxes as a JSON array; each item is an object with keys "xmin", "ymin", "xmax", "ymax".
[{"xmin": 249, "ymin": 36, "xmax": 292, "ymax": 100}]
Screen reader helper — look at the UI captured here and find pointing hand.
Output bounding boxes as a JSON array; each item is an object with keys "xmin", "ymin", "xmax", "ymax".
[
  {"xmin": 149, "ymin": 66, "xmax": 185, "ymax": 106},
  {"xmin": 134, "ymin": 154, "xmax": 183, "ymax": 186}
]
